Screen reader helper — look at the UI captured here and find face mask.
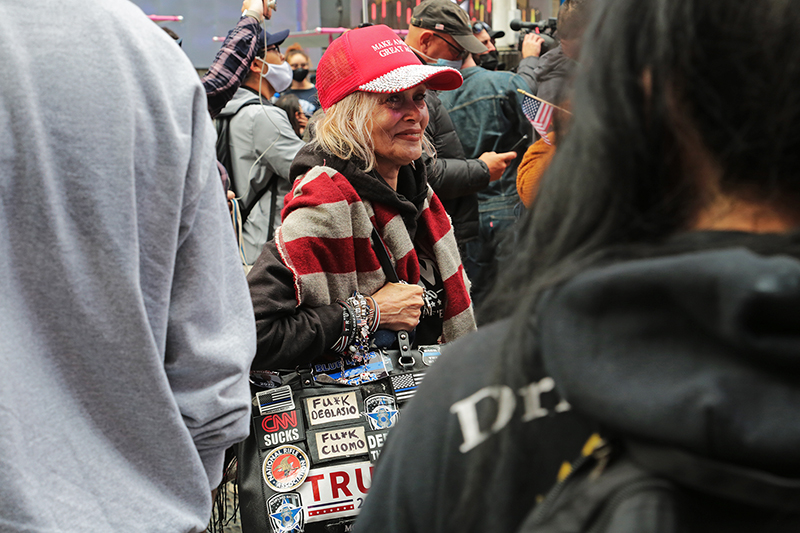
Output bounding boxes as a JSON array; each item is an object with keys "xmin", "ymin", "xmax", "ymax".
[
  {"xmin": 410, "ymin": 46, "xmax": 463, "ymax": 70},
  {"xmin": 433, "ymin": 57, "xmax": 463, "ymax": 69},
  {"xmin": 262, "ymin": 60, "xmax": 293, "ymax": 93},
  {"xmin": 479, "ymin": 50, "xmax": 499, "ymax": 71},
  {"xmin": 292, "ymin": 68, "xmax": 309, "ymax": 82}
]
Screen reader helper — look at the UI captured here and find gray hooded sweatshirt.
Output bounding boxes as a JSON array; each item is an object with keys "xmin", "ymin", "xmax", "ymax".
[
  {"xmin": 0, "ymin": 1, "xmax": 256, "ymax": 531},
  {"xmin": 219, "ymin": 87, "xmax": 305, "ymax": 264}
]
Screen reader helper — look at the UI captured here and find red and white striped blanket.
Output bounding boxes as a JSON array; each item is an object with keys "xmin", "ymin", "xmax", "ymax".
[{"xmin": 276, "ymin": 165, "xmax": 476, "ymax": 343}]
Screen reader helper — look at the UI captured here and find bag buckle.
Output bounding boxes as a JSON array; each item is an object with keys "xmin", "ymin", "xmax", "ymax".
[{"xmin": 397, "ymin": 330, "xmax": 415, "ymax": 370}]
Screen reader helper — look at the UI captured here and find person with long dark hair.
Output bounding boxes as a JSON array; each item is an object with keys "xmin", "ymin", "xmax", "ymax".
[
  {"xmin": 274, "ymin": 93, "xmax": 307, "ymax": 138},
  {"xmin": 355, "ymin": 0, "xmax": 800, "ymax": 531}
]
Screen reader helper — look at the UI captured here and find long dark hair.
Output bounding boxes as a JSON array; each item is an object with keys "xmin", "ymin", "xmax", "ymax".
[
  {"xmin": 491, "ymin": 0, "xmax": 800, "ymax": 337},
  {"xmin": 461, "ymin": 0, "xmax": 800, "ymax": 524},
  {"xmin": 275, "ymin": 93, "xmax": 304, "ymax": 138}
]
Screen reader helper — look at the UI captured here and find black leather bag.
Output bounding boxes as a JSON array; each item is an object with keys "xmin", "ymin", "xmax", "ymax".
[
  {"xmin": 238, "ymin": 364, "xmax": 433, "ymax": 533},
  {"xmin": 236, "ymin": 228, "xmax": 443, "ymax": 532}
]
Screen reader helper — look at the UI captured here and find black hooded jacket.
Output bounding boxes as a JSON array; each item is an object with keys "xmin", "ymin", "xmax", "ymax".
[
  {"xmin": 540, "ymin": 231, "xmax": 800, "ymax": 475},
  {"xmin": 355, "ymin": 230, "xmax": 800, "ymax": 533}
]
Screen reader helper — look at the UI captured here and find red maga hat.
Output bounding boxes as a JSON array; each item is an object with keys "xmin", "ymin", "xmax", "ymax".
[{"xmin": 315, "ymin": 24, "xmax": 463, "ymax": 110}]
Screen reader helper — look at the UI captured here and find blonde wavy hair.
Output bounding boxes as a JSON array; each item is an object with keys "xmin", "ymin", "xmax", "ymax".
[{"xmin": 312, "ymin": 90, "xmax": 435, "ymax": 172}]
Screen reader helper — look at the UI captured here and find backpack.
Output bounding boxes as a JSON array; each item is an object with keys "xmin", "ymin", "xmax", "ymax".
[
  {"xmin": 215, "ymin": 96, "xmax": 280, "ymax": 244},
  {"xmin": 518, "ymin": 439, "xmax": 800, "ymax": 533},
  {"xmin": 214, "ymin": 96, "xmax": 262, "ymax": 184}
]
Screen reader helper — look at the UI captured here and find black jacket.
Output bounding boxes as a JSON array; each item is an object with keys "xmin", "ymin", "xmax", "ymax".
[
  {"xmin": 355, "ymin": 231, "xmax": 800, "ymax": 533},
  {"xmin": 540, "ymin": 231, "xmax": 800, "ymax": 474},
  {"xmin": 423, "ymin": 78, "xmax": 491, "ymax": 244}
]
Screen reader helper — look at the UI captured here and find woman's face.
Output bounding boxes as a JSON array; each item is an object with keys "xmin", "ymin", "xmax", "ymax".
[
  {"xmin": 369, "ymin": 85, "xmax": 430, "ymax": 173},
  {"xmin": 288, "ymin": 53, "xmax": 309, "ymax": 71}
]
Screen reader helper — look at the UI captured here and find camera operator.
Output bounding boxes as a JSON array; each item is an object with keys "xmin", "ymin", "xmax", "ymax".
[
  {"xmin": 531, "ymin": 0, "xmax": 593, "ymax": 105},
  {"xmin": 515, "ymin": 32, "xmax": 547, "ymax": 94}
]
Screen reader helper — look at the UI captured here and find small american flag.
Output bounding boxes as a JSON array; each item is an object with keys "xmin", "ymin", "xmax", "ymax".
[
  {"xmin": 522, "ymin": 94, "xmax": 555, "ymax": 145},
  {"xmin": 391, "ymin": 372, "xmax": 425, "ymax": 404}
]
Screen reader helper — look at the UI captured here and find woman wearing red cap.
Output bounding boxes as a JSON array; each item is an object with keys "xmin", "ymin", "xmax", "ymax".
[{"xmin": 247, "ymin": 24, "xmax": 476, "ymax": 372}]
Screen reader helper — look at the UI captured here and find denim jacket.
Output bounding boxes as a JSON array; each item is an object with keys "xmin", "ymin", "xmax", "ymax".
[{"xmin": 439, "ymin": 67, "xmax": 532, "ymax": 201}]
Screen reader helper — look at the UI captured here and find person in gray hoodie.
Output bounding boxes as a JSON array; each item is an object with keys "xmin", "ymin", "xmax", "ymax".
[
  {"xmin": 0, "ymin": 1, "xmax": 256, "ymax": 531},
  {"xmin": 217, "ymin": 28, "xmax": 305, "ymax": 266}
]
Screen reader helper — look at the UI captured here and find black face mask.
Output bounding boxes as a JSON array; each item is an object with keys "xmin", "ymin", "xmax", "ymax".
[
  {"xmin": 479, "ymin": 50, "xmax": 499, "ymax": 71},
  {"xmin": 292, "ymin": 68, "xmax": 309, "ymax": 82}
]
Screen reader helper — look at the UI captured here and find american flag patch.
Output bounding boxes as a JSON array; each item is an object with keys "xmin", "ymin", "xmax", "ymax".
[
  {"xmin": 391, "ymin": 372, "xmax": 425, "ymax": 404},
  {"xmin": 307, "ymin": 499, "xmax": 356, "ymax": 517},
  {"xmin": 256, "ymin": 385, "xmax": 295, "ymax": 415}
]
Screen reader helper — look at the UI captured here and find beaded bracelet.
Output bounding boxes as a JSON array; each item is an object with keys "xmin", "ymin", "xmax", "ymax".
[
  {"xmin": 332, "ymin": 292, "xmax": 382, "ymax": 362},
  {"xmin": 345, "ymin": 292, "xmax": 372, "ymax": 363}
]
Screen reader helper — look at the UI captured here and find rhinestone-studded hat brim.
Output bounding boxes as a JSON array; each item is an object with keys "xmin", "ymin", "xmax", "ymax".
[{"xmin": 358, "ymin": 64, "xmax": 462, "ymax": 94}]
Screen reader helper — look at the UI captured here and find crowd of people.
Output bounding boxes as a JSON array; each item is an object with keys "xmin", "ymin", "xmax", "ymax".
[
  {"xmin": 210, "ymin": 0, "xmax": 581, "ymax": 316},
  {"xmin": 4, "ymin": 0, "xmax": 800, "ymax": 531}
]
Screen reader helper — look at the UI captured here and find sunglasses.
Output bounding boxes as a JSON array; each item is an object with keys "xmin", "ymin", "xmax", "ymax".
[
  {"xmin": 431, "ymin": 32, "xmax": 469, "ymax": 61},
  {"xmin": 472, "ymin": 22, "xmax": 491, "ymax": 34}
]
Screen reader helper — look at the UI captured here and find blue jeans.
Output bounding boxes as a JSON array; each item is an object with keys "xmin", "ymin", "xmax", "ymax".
[{"xmin": 467, "ymin": 196, "xmax": 522, "ymax": 316}]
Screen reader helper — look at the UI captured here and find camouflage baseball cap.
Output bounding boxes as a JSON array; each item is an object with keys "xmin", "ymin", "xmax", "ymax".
[{"xmin": 410, "ymin": 0, "xmax": 487, "ymax": 54}]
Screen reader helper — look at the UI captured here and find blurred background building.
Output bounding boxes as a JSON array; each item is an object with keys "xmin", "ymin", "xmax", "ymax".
[{"xmin": 132, "ymin": 0, "xmax": 562, "ymax": 70}]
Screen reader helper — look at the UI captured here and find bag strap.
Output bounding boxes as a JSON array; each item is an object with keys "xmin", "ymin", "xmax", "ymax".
[
  {"xmin": 370, "ymin": 227, "xmax": 399, "ymax": 282},
  {"xmin": 237, "ymin": 99, "xmax": 276, "ymax": 221},
  {"xmin": 628, "ymin": 440, "xmax": 800, "ymax": 511},
  {"xmin": 370, "ymin": 228, "xmax": 415, "ymax": 369},
  {"xmin": 265, "ymin": 178, "xmax": 279, "ymax": 242}
]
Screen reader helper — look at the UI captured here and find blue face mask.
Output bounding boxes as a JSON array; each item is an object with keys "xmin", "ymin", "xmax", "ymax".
[
  {"xmin": 410, "ymin": 46, "xmax": 463, "ymax": 70},
  {"xmin": 433, "ymin": 57, "xmax": 463, "ymax": 69}
]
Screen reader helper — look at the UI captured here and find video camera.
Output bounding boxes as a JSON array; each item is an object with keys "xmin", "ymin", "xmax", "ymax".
[{"xmin": 510, "ymin": 18, "xmax": 558, "ymax": 56}]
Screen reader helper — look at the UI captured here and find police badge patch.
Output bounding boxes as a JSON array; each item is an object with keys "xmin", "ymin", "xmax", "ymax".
[
  {"xmin": 263, "ymin": 445, "xmax": 310, "ymax": 493},
  {"xmin": 363, "ymin": 394, "xmax": 399, "ymax": 430},
  {"xmin": 419, "ymin": 345, "xmax": 441, "ymax": 366},
  {"xmin": 268, "ymin": 493, "xmax": 305, "ymax": 533}
]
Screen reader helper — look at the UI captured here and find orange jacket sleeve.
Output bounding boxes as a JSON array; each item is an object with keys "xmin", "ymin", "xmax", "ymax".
[{"xmin": 516, "ymin": 133, "xmax": 556, "ymax": 208}]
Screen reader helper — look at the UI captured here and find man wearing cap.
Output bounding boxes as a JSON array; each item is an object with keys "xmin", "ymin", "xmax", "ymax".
[
  {"xmin": 404, "ymin": 0, "xmax": 517, "ymax": 283},
  {"xmin": 438, "ymin": 22, "xmax": 537, "ymax": 312},
  {"xmin": 471, "ymin": 22, "xmax": 502, "ymax": 70},
  {"xmin": 201, "ymin": 0, "xmax": 276, "ymax": 199},
  {"xmin": 217, "ymin": 29, "xmax": 305, "ymax": 266}
]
